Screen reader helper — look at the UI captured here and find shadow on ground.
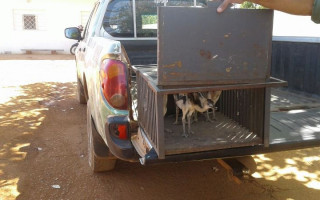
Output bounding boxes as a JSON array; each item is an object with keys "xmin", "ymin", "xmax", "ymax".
[{"xmin": 0, "ymin": 81, "xmax": 319, "ymax": 200}]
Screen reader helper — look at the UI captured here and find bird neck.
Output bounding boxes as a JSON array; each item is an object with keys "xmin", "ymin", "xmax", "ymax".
[{"xmin": 194, "ymin": 105, "xmax": 210, "ymax": 113}]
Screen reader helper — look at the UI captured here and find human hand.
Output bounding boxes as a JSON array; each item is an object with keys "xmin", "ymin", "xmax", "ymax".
[{"xmin": 216, "ymin": 0, "xmax": 245, "ymax": 13}]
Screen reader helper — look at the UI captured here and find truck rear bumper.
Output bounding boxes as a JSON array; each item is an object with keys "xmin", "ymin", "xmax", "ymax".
[
  {"xmin": 104, "ymin": 116, "xmax": 139, "ymax": 162},
  {"xmin": 104, "ymin": 116, "xmax": 320, "ymax": 165},
  {"xmin": 141, "ymin": 139, "xmax": 320, "ymax": 165}
]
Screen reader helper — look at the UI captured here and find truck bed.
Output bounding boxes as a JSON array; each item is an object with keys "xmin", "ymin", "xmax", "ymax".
[
  {"xmin": 131, "ymin": 66, "xmax": 320, "ymax": 157},
  {"xmin": 164, "ymin": 112, "xmax": 261, "ymax": 155},
  {"xmin": 164, "ymin": 89, "xmax": 320, "ymax": 155},
  {"xmin": 269, "ymin": 88, "xmax": 320, "ymax": 145}
]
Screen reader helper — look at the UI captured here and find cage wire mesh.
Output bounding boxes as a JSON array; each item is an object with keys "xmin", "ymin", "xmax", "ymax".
[{"xmin": 130, "ymin": 76, "xmax": 138, "ymax": 121}]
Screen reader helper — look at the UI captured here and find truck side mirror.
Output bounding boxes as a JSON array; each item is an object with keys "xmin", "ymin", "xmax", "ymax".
[{"xmin": 64, "ymin": 27, "xmax": 81, "ymax": 40}]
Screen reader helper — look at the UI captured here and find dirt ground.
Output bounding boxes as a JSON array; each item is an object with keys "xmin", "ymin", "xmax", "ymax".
[{"xmin": 0, "ymin": 54, "xmax": 320, "ymax": 200}]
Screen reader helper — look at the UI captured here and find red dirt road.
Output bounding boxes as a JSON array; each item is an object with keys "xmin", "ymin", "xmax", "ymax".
[{"xmin": 0, "ymin": 55, "xmax": 320, "ymax": 200}]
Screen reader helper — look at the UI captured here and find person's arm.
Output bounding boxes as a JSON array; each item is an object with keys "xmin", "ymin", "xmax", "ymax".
[{"xmin": 217, "ymin": 0, "xmax": 314, "ymax": 16}]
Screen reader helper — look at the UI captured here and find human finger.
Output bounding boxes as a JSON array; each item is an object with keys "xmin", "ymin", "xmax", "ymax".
[
  {"xmin": 217, "ymin": 0, "xmax": 232, "ymax": 13},
  {"xmin": 217, "ymin": 0, "xmax": 244, "ymax": 13}
]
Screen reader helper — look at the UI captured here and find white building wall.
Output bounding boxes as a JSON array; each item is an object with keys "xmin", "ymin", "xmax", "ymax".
[
  {"xmin": 1, "ymin": 1, "xmax": 319, "ymax": 54},
  {"xmin": 0, "ymin": 0, "xmax": 96, "ymax": 54}
]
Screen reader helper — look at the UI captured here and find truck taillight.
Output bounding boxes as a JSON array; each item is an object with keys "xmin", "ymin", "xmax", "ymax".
[
  {"xmin": 100, "ymin": 59, "xmax": 128, "ymax": 110},
  {"xmin": 117, "ymin": 124, "xmax": 128, "ymax": 140},
  {"xmin": 110, "ymin": 123, "xmax": 129, "ymax": 140}
]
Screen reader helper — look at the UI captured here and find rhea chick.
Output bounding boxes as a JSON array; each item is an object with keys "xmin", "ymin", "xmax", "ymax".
[
  {"xmin": 173, "ymin": 93, "xmax": 187, "ymax": 125},
  {"xmin": 173, "ymin": 93, "xmax": 199, "ymax": 125},
  {"xmin": 175, "ymin": 93, "xmax": 214, "ymax": 137},
  {"xmin": 206, "ymin": 91, "xmax": 222, "ymax": 122}
]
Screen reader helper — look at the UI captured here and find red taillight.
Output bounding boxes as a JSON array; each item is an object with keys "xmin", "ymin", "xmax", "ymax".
[
  {"xmin": 110, "ymin": 123, "xmax": 129, "ymax": 140},
  {"xmin": 118, "ymin": 125, "xmax": 128, "ymax": 140},
  {"xmin": 100, "ymin": 59, "xmax": 128, "ymax": 110}
]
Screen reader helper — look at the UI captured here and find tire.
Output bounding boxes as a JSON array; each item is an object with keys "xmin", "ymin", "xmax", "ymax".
[
  {"xmin": 87, "ymin": 100, "xmax": 117, "ymax": 172},
  {"xmin": 70, "ymin": 43, "xmax": 78, "ymax": 55},
  {"xmin": 77, "ymin": 76, "xmax": 87, "ymax": 104},
  {"xmin": 236, "ymin": 156, "xmax": 257, "ymax": 174}
]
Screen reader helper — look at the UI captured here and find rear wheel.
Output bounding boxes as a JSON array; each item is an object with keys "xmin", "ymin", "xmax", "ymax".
[
  {"xmin": 70, "ymin": 43, "xmax": 78, "ymax": 55},
  {"xmin": 87, "ymin": 100, "xmax": 117, "ymax": 172},
  {"xmin": 77, "ymin": 76, "xmax": 87, "ymax": 104},
  {"xmin": 236, "ymin": 156, "xmax": 257, "ymax": 174}
]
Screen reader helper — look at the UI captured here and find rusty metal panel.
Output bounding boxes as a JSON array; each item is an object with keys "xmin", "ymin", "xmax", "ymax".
[
  {"xmin": 137, "ymin": 70, "xmax": 165, "ymax": 158},
  {"xmin": 157, "ymin": 2, "xmax": 274, "ymax": 86}
]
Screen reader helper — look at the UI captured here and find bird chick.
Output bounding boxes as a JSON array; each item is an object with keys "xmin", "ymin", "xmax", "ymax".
[
  {"xmin": 175, "ymin": 93, "xmax": 214, "ymax": 137},
  {"xmin": 206, "ymin": 91, "xmax": 222, "ymax": 122}
]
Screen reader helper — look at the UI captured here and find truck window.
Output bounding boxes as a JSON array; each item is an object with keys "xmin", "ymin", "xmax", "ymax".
[
  {"xmin": 155, "ymin": 0, "xmax": 207, "ymax": 7},
  {"xmin": 102, "ymin": 0, "xmax": 208, "ymax": 38},
  {"xmin": 83, "ymin": 2, "xmax": 101, "ymax": 41},
  {"xmin": 103, "ymin": 0, "xmax": 134, "ymax": 37},
  {"xmin": 136, "ymin": 0, "xmax": 157, "ymax": 37},
  {"xmin": 166, "ymin": 0, "xmax": 193, "ymax": 6},
  {"xmin": 135, "ymin": 0, "xmax": 207, "ymax": 37}
]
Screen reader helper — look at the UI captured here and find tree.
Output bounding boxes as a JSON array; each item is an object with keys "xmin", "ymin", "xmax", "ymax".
[{"xmin": 240, "ymin": 1, "xmax": 264, "ymax": 9}]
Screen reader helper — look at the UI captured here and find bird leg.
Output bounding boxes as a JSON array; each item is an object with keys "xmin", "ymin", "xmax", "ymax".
[
  {"xmin": 173, "ymin": 105, "xmax": 179, "ymax": 125},
  {"xmin": 206, "ymin": 109, "xmax": 214, "ymax": 123},
  {"xmin": 193, "ymin": 111, "xmax": 198, "ymax": 123},
  {"xmin": 163, "ymin": 94, "xmax": 168, "ymax": 117},
  {"xmin": 181, "ymin": 110, "xmax": 188, "ymax": 137},
  {"xmin": 212, "ymin": 107, "xmax": 217, "ymax": 121},
  {"xmin": 187, "ymin": 111, "xmax": 194, "ymax": 135}
]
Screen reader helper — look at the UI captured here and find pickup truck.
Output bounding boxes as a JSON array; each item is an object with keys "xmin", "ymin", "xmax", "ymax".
[{"xmin": 65, "ymin": 0, "xmax": 320, "ymax": 176}]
